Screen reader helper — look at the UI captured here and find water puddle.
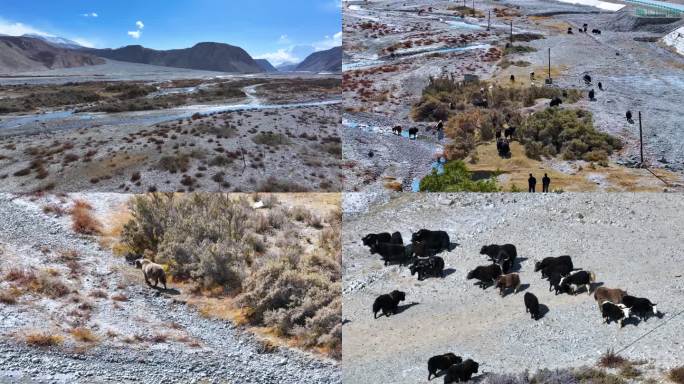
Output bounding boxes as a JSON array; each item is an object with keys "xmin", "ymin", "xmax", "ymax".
[{"xmin": 446, "ymin": 20, "xmax": 483, "ymax": 30}]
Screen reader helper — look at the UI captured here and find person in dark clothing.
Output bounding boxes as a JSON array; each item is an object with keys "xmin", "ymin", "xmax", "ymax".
[
  {"xmin": 528, "ymin": 174, "xmax": 537, "ymax": 192},
  {"xmin": 598, "ymin": 81, "xmax": 603, "ymax": 91},
  {"xmin": 436, "ymin": 120, "xmax": 444, "ymax": 141},
  {"xmin": 626, "ymin": 110, "xmax": 633, "ymax": 121},
  {"xmin": 542, "ymin": 173, "xmax": 551, "ymax": 192}
]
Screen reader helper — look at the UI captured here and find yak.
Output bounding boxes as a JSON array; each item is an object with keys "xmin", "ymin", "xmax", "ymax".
[{"xmin": 373, "ymin": 290, "xmax": 406, "ymax": 318}]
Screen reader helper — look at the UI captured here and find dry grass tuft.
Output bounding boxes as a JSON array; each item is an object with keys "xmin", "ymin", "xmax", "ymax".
[
  {"xmin": 670, "ymin": 366, "xmax": 684, "ymax": 384},
  {"xmin": 599, "ymin": 349, "xmax": 628, "ymax": 369},
  {"xmin": 0, "ymin": 287, "xmax": 21, "ymax": 304},
  {"xmin": 70, "ymin": 327, "xmax": 98, "ymax": 343},
  {"xmin": 25, "ymin": 332, "xmax": 64, "ymax": 347},
  {"xmin": 71, "ymin": 200, "xmax": 102, "ymax": 235}
]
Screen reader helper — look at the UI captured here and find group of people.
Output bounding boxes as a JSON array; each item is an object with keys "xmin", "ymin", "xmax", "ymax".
[{"xmin": 528, "ymin": 173, "xmax": 551, "ymax": 193}]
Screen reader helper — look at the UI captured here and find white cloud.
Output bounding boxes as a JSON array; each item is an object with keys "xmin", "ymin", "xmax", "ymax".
[
  {"xmin": 254, "ymin": 49, "xmax": 300, "ymax": 66},
  {"xmin": 72, "ymin": 37, "xmax": 95, "ymax": 48},
  {"xmin": 127, "ymin": 30, "xmax": 141, "ymax": 39},
  {"xmin": 278, "ymin": 34, "xmax": 290, "ymax": 44},
  {"xmin": 0, "ymin": 17, "xmax": 51, "ymax": 36},
  {"xmin": 312, "ymin": 31, "xmax": 341, "ymax": 51},
  {"xmin": 136, "ymin": 20, "xmax": 144, "ymax": 29},
  {"xmin": 82, "ymin": 12, "xmax": 98, "ymax": 17}
]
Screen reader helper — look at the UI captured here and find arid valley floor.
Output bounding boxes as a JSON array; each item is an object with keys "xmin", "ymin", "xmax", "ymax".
[{"xmin": 0, "ymin": 60, "xmax": 342, "ymax": 193}]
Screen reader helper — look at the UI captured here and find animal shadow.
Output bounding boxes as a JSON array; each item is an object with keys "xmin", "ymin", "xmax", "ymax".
[
  {"xmin": 395, "ymin": 302, "xmax": 420, "ymax": 315},
  {"xmin": 622, "ymin": 316, "xmax": 642, "ymax": 327},
  {"xmin": 511, "ymin": 257, "xmax": 527, "ymax": 272},
  {"xmin": 342, "ymin": 319, "xmax": 352, "ymax": 325},
  {"xmin": 589, "ymin": 281, "xmax": 604, "ymax": 293},
  {"xmin": 448, "ymin": 242, "xmax": 460, "ymax": 251},
  {"xmin": 442, "ymin": 268, "xmax": 457, "ymax": 278},
  {"xmin": 516, "ymin": 284, "xmax": 530, "ymax": 294},
  {"xmin": 152, "ymin": 286, "xmax": 181, "ymax": 296},
  {"xmin": 537, "ymin": 304, "xmax": 550, "ymax": 319}
]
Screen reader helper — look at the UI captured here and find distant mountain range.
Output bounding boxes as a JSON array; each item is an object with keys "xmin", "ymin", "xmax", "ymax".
[
  {"xmin": 295, "ymin": 46, "xmax": 342, "ymax": 73},
  {"xmin": 0, "ymin": 35, "xmax": 104, "ymax": 74},
  {"xmin": 0, "ymin": 33, "xmax": 341, "ymax": 74},
  {"xmin": 82, "ymin": 42, "xmax": 264, "ymax": 73}
]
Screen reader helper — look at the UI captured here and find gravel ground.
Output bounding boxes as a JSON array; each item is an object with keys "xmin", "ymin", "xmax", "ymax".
[
  {"xmin": 0, "ymin": 194, "xmax": 340, "ymax": 384},
  {"xmin": 342, "ymin": 192, "xmax": 684, "ymax": 383}
]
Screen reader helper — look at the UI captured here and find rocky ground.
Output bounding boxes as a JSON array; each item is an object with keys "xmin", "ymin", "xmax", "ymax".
[
  {"xmin": 0, "ymin": 80, "xmax": 342, "ymax": 193},
  {"xmin": 342, "ymin": 0, "xmax": 684, "ymax": 193},
  {"xmin": 0, "ymin": 193, "xmax": 340, "ymax": 383},
  {"xmin": 342, "ymin": 192, "xmax": 684, "ymax": 383}
]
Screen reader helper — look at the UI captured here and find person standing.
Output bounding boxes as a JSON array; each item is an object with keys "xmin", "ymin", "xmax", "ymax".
[
  {"xmin": 542, "ymin": 173, "xmax": 551, "ymax": 193},
  {"xmin": 528, "ymin": 174, "xmax": 537, "ymax": 193}
]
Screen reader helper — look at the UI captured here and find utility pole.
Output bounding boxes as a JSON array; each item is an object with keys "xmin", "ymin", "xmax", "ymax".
[
  {"xmin": 545, "ymin": 47, "xmax": 553, "ymax": 84},
  {"xmin": 487, "ymin": 10, "xmax": 491, "ymax": 31},
  {"xmin": 510, "ymin": 20, "xmax": 513, "ymax": 44},
  {"xmin": 639, "ymin": 111, "xmax": 644, "ymax": 165}
]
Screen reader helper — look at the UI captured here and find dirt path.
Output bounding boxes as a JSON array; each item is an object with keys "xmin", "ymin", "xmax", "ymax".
[
  {"xmin": 0, "ymin": 194, "xmax": 340, "ymax": 383},
  {"xmin": 342, "ymin": 193, "xmax": 684, "ymax": 383}
]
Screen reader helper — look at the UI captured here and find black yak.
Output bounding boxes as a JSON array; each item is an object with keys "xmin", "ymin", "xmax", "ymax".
[{"xmin": 372, "ymin": 290, "xmax": 406, "ymax": 318}]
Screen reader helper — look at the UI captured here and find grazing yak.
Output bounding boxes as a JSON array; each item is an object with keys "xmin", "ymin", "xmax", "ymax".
[
  {"xmin": 594, "ymin": 287, "xmax": 627, "ymax": 310},
  {"xmin": 472, "ymin": 98, "xmax": 488, "ymax": 108},
  {"xmin": 583, "ymin": 74, "xmax": 592, "ymax": 85},
  {"xmin": 390, "ymin": 231, "xmax": 404, "ymax": 245},
  {"xmin": 495, "ymin": 273, "xmax": 521, "ymax": 297},
  {"xmin": 496, "ymin": 138, "xmax": 511, "ymax": 158},
  {"xmin": 373, "ymin": 290, "xmax": 406, "ymax": 318},
  {"xmin": 588, "ymin": 89, "xmax": 596, "ymax": 101},
  {"xmin": 135, "ymin": 259, "xmax": 167, "ymax": 290},
  {"xmin": 601, "ymin": 301, "xmax": 631, "ymax": 327},
  {"xmin": 550, "ymin": 96, "xmax": 563, "ymax": 107},
  {"xmin": 592, "ymin": 28, "xmax": 601, "ymax": 34},
  {"xmin": 560, "ymin": 270, "xmax": 596, "ymax": 295},
  {"xmin": 370, "ymin": 242, "xmax": 409, "ymax": 266},
  {"xmin": 412, "ymin": 229, "xmax": 450, "ymax": 253},
  {"xmin": 410, "ymin": 256, "xmax": 445, "ymax": 280},
  {"xmin": 444, "ymin": 359, "xmax": 479, "ymax": 383},
  {"xmin": 504, "ymin": 126, "xmax": 516, "ymax": 139},
  {"xmin": 412, "ymin": 241, "xmax": 435, "ymax": 258},
  {"xmin": 467, "ymin": 264, "xmax": 502, "ymax": 289},
  {"xmin": 408, "ymin": 127, "xmax": 419, "ymax": 139},
  {"xmin": 541, "ymin": 262, "xmax": 572, "ymax": 279},
  {"xmin": 567, "ymin": 27, "xmax": 573, "ymax": 34},
  {"xmin": 392, "ymin": 126, "xmax": 402, "ymax": 135},
  {"xmin": 548, "ymin": 273, "xmax": 566, "ymax": 295},
  {"xmin": 622, "ymin": 295, "xmax": 658, "ymax": 321},
  {"xmin": 534, "ymin": 255, "xmax": 573, "ymax": 274},
  {"xmin": 428, "ymin": 353, "xmax": 462, "ymax": 380},
  {"xmin": 362, "ymin": 232, "xmax": 391, "ymax": 248},
  {"xmin": 480, "ymin": 244, "xmax": 517, "ymax": 272},
  {"xmin": 524, "ymin": 292, "xmax": 541, "ymax": 320}
]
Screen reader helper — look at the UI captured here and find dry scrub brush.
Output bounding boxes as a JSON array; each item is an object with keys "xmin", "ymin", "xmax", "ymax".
[{"xmin": 120, "ymin": 193, "xmax": 341, "ymax": 358}]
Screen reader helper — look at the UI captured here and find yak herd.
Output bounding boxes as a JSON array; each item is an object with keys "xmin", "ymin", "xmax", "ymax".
[{"xmin": 361, "ymin": 229, "xmax": 663, "ymax": 382}]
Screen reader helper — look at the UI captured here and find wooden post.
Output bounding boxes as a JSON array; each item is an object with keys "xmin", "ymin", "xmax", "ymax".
[
  {"xmin": 510, "ymin": 20, "xmax": 513, "ymax": 43},
  {"xmin": 487, "ymin": 10, "xmax": 491, "ymax": 30},
  {"xmin": 548, "ymin": 47, "xmax": 551, "ymax": 80},
  {"xmin": 639, "ymin": 111, "xmax": 644, "ymax": 165}
]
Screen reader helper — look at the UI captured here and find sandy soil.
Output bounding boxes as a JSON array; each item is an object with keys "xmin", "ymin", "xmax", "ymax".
[{"xmin": 342, "ymin": 192, "xmax": 684, "ymax": 383}]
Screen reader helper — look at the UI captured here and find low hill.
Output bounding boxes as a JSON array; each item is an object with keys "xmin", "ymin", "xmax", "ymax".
[
  {"xmin": 0, "ymin": 36, "xmax": 104, "ymax": 74},
  {"xmin": 295, "ymin": 46, "xmax": 342, "ymax": 73},
  {"xmin": 85, "ymin": 42, "xmax": 263, "ymax": 73},
  {"xmin": 255, "ymin": 59, "xmax": 278, "ymax": 72}
]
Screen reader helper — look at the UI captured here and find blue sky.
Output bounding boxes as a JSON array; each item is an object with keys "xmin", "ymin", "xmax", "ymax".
[{"xmin": 0, "ymin": 0, "xmax": 341, "ymax": 65}]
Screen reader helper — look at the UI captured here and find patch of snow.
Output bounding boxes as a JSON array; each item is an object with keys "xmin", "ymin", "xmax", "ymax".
[
  {"xmin": 555, "ymin": 0, "xmax": 625, "ymax": 11},
  {"xmin": 663, "ymin": 26, "xmax": 684, "ymax": 56}
]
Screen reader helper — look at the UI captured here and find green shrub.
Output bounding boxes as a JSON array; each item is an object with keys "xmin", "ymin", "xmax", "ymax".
[
  {"xmin": 520, "ymin": 108, "xmax": 622, "ymax": 161},
  {"xmin": 251, "ymin": 132, "xmax": 291, "ymax": 146},
  {"xmin": 419, "ymin": 160, "xmax": 500, "ymax": 192}
]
